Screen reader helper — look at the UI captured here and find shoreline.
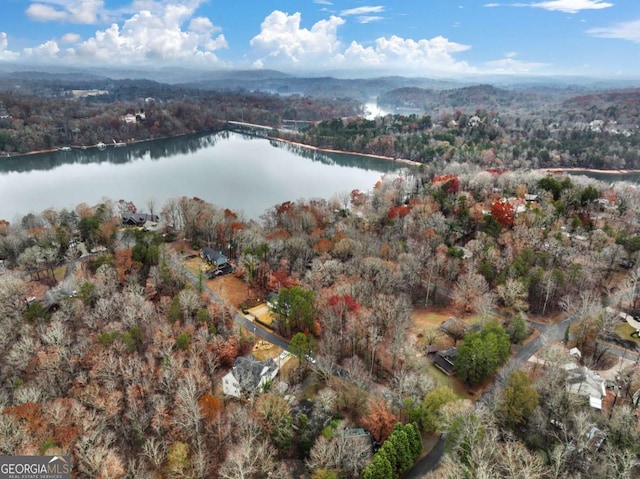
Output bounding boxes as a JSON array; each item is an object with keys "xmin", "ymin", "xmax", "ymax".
[
  {"xmin": 3, "ymin": 131, "xmax": 640, "ymax": 176},
  {"xmin": 540, "ymin": 167, "xmax": 640, "ymax": 175},
  {"xmin": 0, "ymin": 129, "xmax": 423, "ymax": 167},
  {"xmin": 0, "ymin": 130, "xmax": 222, "ymax": 159},
  {"xmin": 268, "ymin": 136, "xmax": 423, "ymax": 167}
]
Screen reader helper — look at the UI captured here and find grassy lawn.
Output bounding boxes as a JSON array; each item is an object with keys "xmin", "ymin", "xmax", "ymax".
[
  {"xmin": 184, "ymin": 256, "xmax": 207, "ymax": 276},
  {"xmin": 252, "ymin": 340, "xmax": 283, "ymax": 361},
  {"xmin": 614, "ymin": 322, "xmax": 640, "ymax": 345},
  {"xmin": 412, "ymin": 308, "xmax": 453, "ymax": 330},
  {"xmin": 423, "ymin": 363, "xmax": 473, "ymax": 400},
  {"xmin": 247, "ymin": 304, "xmax": 275, "ymax": 327},
  {"xmin": 53, "ymin": 265, "xmax": 67, "ymax": 283}
]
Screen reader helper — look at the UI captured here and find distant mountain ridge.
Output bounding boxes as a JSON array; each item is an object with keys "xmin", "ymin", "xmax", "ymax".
[
  {"xmin": 377, "ymin": 84, "xmax": 586, "ymax": 113},
  {"xmin": 0, "ymin": 64, "xmax": 639, "ymax": 116}
]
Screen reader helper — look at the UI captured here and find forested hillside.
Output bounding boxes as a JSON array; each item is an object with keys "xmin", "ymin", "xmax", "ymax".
[
  {"xmin": 2, "ymin": 163, "xmax": 640, "ymax": 477},
  {"xmin": 0, "ymin": 84, "xmax": 361, "ymax": 154},
  {"xmin": 3, "ymin": 73, "xmax": 640, "ymax": 173},
  {"xmin": 296, "ymin": 88, "xmax": 640, "ymax": 170}
]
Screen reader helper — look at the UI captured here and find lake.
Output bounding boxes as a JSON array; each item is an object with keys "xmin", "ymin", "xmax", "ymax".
[
  {"xmin": 567, "ymin": 170, "xmax": 640, "ymax": 185},
  {"xmin": 0, "ymin": 131, "xmax": 407, "ymax": 222}
]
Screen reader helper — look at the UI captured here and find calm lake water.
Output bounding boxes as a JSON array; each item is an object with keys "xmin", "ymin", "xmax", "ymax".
[{"xmin": 0, "ymin": 131, "xmax": 407, "ymax": 222}]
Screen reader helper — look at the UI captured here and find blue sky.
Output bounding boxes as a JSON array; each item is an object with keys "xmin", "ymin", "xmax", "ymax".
[{"xmin": 0, "ymin": 0, "xmax": 639, "ymax": 78}]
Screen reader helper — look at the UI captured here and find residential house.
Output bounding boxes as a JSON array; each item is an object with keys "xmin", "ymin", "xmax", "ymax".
[
  {"xmin": 506, "ymin": 197, "xmax": 527, "ymax": 215},
  {"xmin": 121, "ymin": 110, "xmax": 146, "ymax": 124},
  {"xmin": 222, "ymin": 355, "xmax": 279, "ymax": 398},
  {"xmin": 341, "ymin": 428, "xmax": 374, "ymax": 457},
  {"xmin": 42, "ymin": 285, "xmax": 78, "ymax": 312},
  {"xmin": 267, "ymin": 292, "xmax": 279, "ymax": 309},
  {"xmin": 122, "ymin": 212, "xmax": 159, "ymax": 227},
  {"xmin": 440, "ymin": 317, "xmax": 479, "ymax": 341},
  {"xmin": 562, "ymin": 361, "xmax": 606, "ymax": 410},
  {"xmin": 528, "ymin": 349, "xmax": 605, "ymax": 410},
  {"xmin": 586, "ymin": 426, "xmax": 607, "ymax": 451},
  {"xmin": 200, "ymin": 247, "xmax": 228, "ymax": 269},
  {"xmin": 605, "ymin": 307, "xmax": 640, "ymax": 334},
  {"xmin": 432, "ymin": 347, "xmax": 457, "ymax": 376},
  {"xmin": 468, "ymin": 115, "xmax": 482, "ymax": 127}
]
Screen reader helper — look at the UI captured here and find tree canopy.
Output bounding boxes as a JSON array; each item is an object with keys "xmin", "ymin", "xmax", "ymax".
[{"xmin": 455, "ymin": 322, "xmax": 511, "ymax": 386}]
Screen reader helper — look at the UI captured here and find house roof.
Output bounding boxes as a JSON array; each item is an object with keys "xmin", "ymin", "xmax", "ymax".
[
  {"xmin": 440, "ymin": 317, "xmax": 468, "ymax": 337},
  {"xmin": 231, "ymin": 355, "xmax": 278, "ymax": 393},
  {"xmin": 565, "ymin": 366, "xmax": 606, "ymax": 407},
  {"xmin": 267, "ymin": 292, "xmax": 279, "ymax": 308},
  {"xmin": 42, "ymin": 285, "xmax": 77, "ymax": 310},
  {"xmin": 122, "ymin": 212, "xmax": 159, "ymax": 225},
  {"xmin": 201, "ymin": 247, "xmax": 228, "ymax": 266},
  {"xmin": 433, "ymin": 347, "xmax": 457, "ymax": 375},
  {"xmin": 424, "ymin": 345, "xmax": 440, "ymax": 355}
]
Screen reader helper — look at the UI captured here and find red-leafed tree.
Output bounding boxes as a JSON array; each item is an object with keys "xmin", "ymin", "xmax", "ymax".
[
  {"xmin": 432, "ymin": 174, "xmax": 460, "ymax": 194},
  {"xmin": 360, "ymin": 399, "xmax": 398, "ymax": 442},
  {"xmin": 198, "ymin": 393, "xmax": 222, "ymax": 425},
  {"xmin": 387, "ymin": 205, "xmax": 410, "ymax": 219},
  {"xmin": 328, "ymin": 294, "xmax": 361, "ymax": 316},
  {"xmin": 351, "ymin": 189, "xmax": 366, "ymax": 206},
  {"xmin": 491, "ymin": 200, "xmax": 515, "ymax": 227}
]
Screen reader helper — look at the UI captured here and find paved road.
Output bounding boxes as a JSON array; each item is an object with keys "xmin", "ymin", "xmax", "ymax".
[
  {"xmin": 478, "ymin": 315, "xmax": 578, "ymax": 403},
  {"xmin": 401, "ymin": 435, "xmax": 447, "ymax": 479},
  {"xmin": 169, "ymin": 255, "xmax": 291, "ymax": 351}
]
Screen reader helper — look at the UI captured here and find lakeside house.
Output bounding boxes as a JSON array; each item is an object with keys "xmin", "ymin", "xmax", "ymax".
[{"xmin": 122, "ymin": 212, "xmax": 160, "ymax": 227}]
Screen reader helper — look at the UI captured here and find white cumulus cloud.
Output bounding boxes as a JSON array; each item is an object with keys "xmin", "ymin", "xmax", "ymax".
[
  {"xmin": 249, "ymin": 11, "xmax": 556, "ymax": 76},
  {"xmin": 0, "ymin": 32, "xmax": 20, "ymax": 61},
  {"xmin": 588, "ymin": 18, "xmax": 640, "ymax": 43},
  {"xmin": 24, "ymin": 40, "xmax": 61, "ymax": 57},
  {"xmin": 250, "ymin": 11, "xmax": 344, "ymax": 64},
  {"xmin": 250, "ymin": 11, "xmax": 475, "ymax": 75},
  {"xmin": 16, "ymin": 2, "xmax": 228, "ymax": 66},
  {"xmin": 72, "ymin": 7, "xmax": 227, "ymax": 65},
  {"xmin": 26, "ymin": 0, "xmax": 105, "ymax": 24},
  {"xmin": 340, "ymin": 35, "xmax": 473, "ymax": 74},
  {"xmin": 60, "ymin": 33, "xmax": 81, "ymax": 44}
]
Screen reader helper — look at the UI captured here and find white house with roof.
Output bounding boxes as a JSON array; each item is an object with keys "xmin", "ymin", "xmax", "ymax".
[
  {"xmin": 563, "ymin": 362, "xmax": 606, "ymax": 410},
  {"xmin": 222, "ymin": 355, "xmax": 280, "ymax": 398},
  {"xmin": 529, "ymin": 348, "xmax": 606, "ymax": 410}
]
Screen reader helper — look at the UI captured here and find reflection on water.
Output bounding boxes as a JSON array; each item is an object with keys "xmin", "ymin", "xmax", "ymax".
[
  {"xmin": 0, "ymin": 131, "xmax": 407, "ymax": 221},
  {"xmin": 0, "ymin": 132, "xmax": 229, "ymax": 174},
  {"xmin": 0, "ymin": 131, "xmax": 401, "ymax": 175},
  {"xmin": 268, "ymin": 139, "xmax": 402, "ymax": 173}
]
